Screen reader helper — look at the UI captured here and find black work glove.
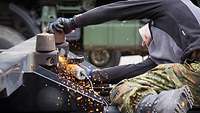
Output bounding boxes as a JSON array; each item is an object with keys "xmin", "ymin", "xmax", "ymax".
[
  {"xmin": 90, "ymin": 69, "xmax": 110, "ymax": 84},
  {"xmin": 47, "ymin": 17, "xmax": 78, "ymax": 34}
]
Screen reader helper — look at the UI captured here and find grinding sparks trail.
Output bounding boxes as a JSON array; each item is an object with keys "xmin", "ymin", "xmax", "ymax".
[
  {"xmin": 55, "ymin": 55, "xmax": 107, "ymax": 112},
  {"xmin": 58, "ymin": 56, "xmax": 92, "ymax": 90}
]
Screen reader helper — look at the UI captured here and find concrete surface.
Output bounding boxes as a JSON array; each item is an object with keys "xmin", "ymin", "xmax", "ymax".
[{"xmin": 119, "ymin": 55, "xmax": 147, "ymax": 65}]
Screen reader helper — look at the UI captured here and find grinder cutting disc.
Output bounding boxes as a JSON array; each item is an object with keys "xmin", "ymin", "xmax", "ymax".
[{"xmin": 67, "ymin": 56, "xmax": 85, "ymax": 64}]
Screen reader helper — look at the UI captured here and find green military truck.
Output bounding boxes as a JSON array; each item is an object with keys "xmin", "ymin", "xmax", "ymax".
[
  {"xmin": 0, "ymin": 0, "xmax": 199, "ymax": 68},
  {"xmin": 83, "ymin": 20, "xmax": 145, "ymax": 67}
]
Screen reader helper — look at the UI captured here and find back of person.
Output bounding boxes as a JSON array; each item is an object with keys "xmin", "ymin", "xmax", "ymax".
[{"xmin": 146, "ymin": 0, "xmax": 200, "ymax": 64}]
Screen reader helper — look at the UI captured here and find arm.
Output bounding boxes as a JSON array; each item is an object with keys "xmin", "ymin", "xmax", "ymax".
[
  {"xmin": 91, "ymin": 57, "xmax": 157, "ymax": 84},
  {"xmin": 74, "ymin": 0, "xmax": 164, "ymax": 27},
  {"xmin": 49, "ymin": 0, "xmax": 164, "ymax": 34}
]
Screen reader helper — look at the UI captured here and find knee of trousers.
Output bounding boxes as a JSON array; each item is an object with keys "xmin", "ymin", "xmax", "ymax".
[
  {"xmin": 136, "ymin": 85, "xmax": 194, "ymax": 113},
  {"xmin": 110, "ymin": 80, "xmax": 133, "ymax": 105}
]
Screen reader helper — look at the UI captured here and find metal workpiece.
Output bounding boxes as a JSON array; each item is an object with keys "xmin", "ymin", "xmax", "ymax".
[
  {"xmin": 33, "ymin": 50, "xmax": 58, "ymax": 67},
  {"xmin": 0, "ymin": 38, "xmax": 36, "ymax": 97},
  {"xmin": 0, "ymin": 35, "xmax": 121, "ymax": 113},
  {"xmin": 0, "ymin": 36, "xmax": 102, "ymax": 112},
  {"xmin": 56, "ymin": 41, "xmax": 85, "ymax": 64},
  {"xmin": 34, "ymin": 33, "xmax": 59, "ymax": 68},
  {"xmin": 56, "ymin": 41, "xmax": 69, "ymax": 57},
  {"xmin": 36, "ymin": 33, "xmax": 56, "ymax": 52},
  {"xmin": 0, "ymin": 65, "xmax": 105, "ymax": 112},
  {"xmin": 35, "ymin": 66, "xmax": 105, "ymax": 112}
]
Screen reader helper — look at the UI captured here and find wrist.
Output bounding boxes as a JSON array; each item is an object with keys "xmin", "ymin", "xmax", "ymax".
[
  {"xmin": 62, "ymin": 18, "xmax": 77, "ymax": 33},
  {"xmin": 70, "ymin": 17, "xmax": 79, "ymax": 28}
]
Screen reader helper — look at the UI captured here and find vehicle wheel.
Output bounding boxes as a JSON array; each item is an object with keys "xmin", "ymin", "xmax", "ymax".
[
  {"xmin": 87, "ymin": 49, "xmax": 121, "ymax": 68},
  {"xmin": 82, "ymin": 0, "xmax": 96, "ymax": 11},
  {"xmin": 0, "ymin": 25, "xmax": 25, "ymax": 49}
]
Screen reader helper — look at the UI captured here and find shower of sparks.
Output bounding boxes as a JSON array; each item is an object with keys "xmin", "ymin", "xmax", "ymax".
[{"xmin": 54, "ymin": 55, "xmax": 105, "ymax": 112}]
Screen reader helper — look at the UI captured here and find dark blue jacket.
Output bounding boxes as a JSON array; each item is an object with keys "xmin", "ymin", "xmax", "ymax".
[
  {"xmin": 75, "ymin": 0, "xmax": 200, "ymax": 63},
  {"xmin": 73, "ymin": 0, "xmax": 200, "ymax": 83}
]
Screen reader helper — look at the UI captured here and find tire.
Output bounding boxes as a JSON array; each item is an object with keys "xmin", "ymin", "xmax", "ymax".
[
  {"xmin": 9, "ymin": 3, "xmax": 40, "ymax": 38},
  {"xmin": 82, "ymin": 0, "xmax": 96, "ymax": 11},
  {"xmin": 0, "ymin": 25, "xmax": 25, "ymax": 49},
  {"xmin": 87, "ymin": 49, "xmax": 121, "ymax": 68}
]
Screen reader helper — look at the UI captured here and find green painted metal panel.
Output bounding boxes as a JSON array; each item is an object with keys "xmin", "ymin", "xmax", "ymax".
[
  {"xmin": 83, "ymin": 23, "xmax": 109, "ymax": 46},
  {"xmin": 83, "ymin": 20, "xmax": 142, "ymax": 48},
  {"xmin": 108, "ymin": 20, "xmax": 141, "ymax": 47}
]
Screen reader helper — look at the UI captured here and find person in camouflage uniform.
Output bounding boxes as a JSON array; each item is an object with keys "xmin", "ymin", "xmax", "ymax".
[
  {"xmin": 49, "ymin": 0, "xmax": 200, "ymax": 112},
  {"xmin": 106, "ymin": 23, "xmax": 200, "ymax": 113},
  {"xmin": 110, "ymin": 60, "xmax": 200, "ymax": 113}
]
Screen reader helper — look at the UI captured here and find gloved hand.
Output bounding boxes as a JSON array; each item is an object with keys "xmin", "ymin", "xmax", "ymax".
[
  {"xmin": 47, "ymin": 17, "xmax": 77, "ymax": 34},
  {"xmin": 75, "ymin": 65, "xmax": 87, "ymax": 80},
  {"xmin": 66, "ymin": 64, "xmax": 86, "ymax": 80},
  {"xmin": 89, "ymin": 69, "xmax": 110, "ymax": 84}
]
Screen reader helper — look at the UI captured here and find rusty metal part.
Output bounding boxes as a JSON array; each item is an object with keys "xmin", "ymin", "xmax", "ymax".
[{"xmin": 55, "ymin": 31, "xmax": 65, "ymax": 44}]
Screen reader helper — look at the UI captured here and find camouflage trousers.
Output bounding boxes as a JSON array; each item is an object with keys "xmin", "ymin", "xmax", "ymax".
[{"xmin": 110, "ymin": 61, "xmax": 200, "ymax": 113}]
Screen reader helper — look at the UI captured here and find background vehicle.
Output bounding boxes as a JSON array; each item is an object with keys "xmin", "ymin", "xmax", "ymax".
[{"xmin": 0, "ymin": 0, "xmax": 199, "ymax": 68}]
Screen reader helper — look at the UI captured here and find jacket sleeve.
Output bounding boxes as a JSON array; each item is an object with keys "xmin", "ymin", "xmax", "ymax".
[
  {"xmin": 100, "ymin": 57, "xmax": 157, "ymax": 84},
  {"xmin": 74, "ymin": 0, "xmax": 164, "ymax": 27}
]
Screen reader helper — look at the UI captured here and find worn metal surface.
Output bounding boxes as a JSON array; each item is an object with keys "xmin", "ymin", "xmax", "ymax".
[
  {"xmin": 0, "ymin": 36, "xmax": 96, "ymax": 97},
  {"xmin": 0, "ymin": 37, "xmax": 36, "ymax": 96},
  {"xmin": 0, "ymin": 36, "xmax": 103, "ymax": 112}
]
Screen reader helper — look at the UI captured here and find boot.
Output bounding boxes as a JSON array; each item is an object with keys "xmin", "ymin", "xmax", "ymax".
[{"xmin": 136, "ymin": 85, "xmax": 194, "ymax": 113}]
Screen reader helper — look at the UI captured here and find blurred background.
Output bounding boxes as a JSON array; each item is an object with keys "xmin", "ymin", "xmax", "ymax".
[{"xmin": 0, "ymin": 0, "xmax": 199, "ymax": 68}]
